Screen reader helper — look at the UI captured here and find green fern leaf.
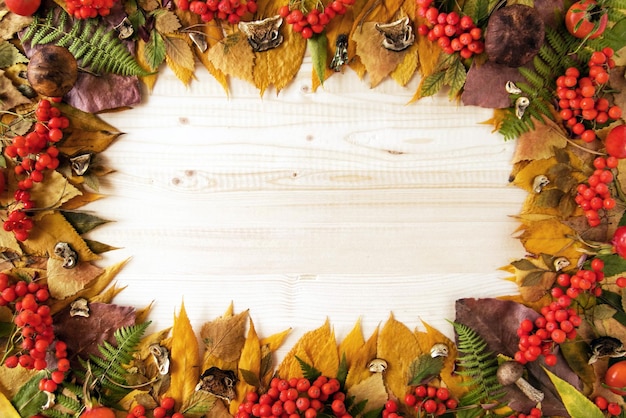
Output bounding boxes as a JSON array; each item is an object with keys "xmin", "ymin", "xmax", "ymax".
[
  {"xmin": 42, "ymin": 409, "xmax": 73, "ymax": 418},
  {"xmin": 23, "ymin": 8, "xmax": 151, "ymax": 77}
]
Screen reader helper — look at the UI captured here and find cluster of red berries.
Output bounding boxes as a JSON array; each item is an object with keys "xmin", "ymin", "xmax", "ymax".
[
  {"xmin": 507, "ymin": 407, "xmax": 543, "ymax": 418},
  {"xmin": 515, "ymin": 298, "xmax": 582, "ymax": 366},
  {"xmin": 416, "ymin": 0, "xmax": 484, "ymax": 59},
  {"xmin": 594, "ymin": 395, "xmax": 622, "ymax": 416},
  {"xmin": 65, "ymin": 0, "xmax": 117, "ymax": 19},
  {"xmin": 126, "ymin": 397, "xmax": 184, "ymax": 418},
  {"xmin": 575, "ymin": 156, "xmax": 618, "ymax": 227},
  {"xmin": 0, "ymin": 273, "xmax": 69, "ymax": 393},
  {"xmin": 553, "ymin": 258, "xmax": 607, "ymax": 300},
  {"xmin": 556, "ymin": 47, "xmax": 622, "ymax": 143},
  {"xmin": 237, "ymin": 376, "xmax": 348, "ymax": 418},
  {"xmin": 399, "ymin": 385, "xmax": 457, "ymax": 416},
  {"xmin": 279, "ymin": 0, "xmax": 354, "ymax": 40},
  {"xmin": 3, "ymin": 99, "xmax": 66, "ymax": 241},
  {"xmin": 178, "ymin": 0, "xmax": 257, "ymax": 25}
]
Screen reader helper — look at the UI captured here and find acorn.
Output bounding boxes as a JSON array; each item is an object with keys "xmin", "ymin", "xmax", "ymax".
[{"xmin": 27, "ymin": 45, "xmax": 78, "ymax": 98}]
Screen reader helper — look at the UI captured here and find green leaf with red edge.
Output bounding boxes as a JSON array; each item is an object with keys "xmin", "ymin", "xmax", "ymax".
[
  {"xmin": 544, "ymin": 368, "xmax": 604, "ymax": 418},
  {"xmin": 309, "ymin": 34, "xmax": 328, "ymax": 86}
]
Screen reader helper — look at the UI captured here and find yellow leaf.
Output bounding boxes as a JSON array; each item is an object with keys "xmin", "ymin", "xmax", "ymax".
[
  {"xmin": 22, "ymin": 212, "xmax": 98, "ymax": 261},
  {"xmin": 416, "ymin": 321, "xmax": 467, "ymax": 397},
  {"xmin": 46, "ymin": 257, "xmax": 104, "ymax": 300},
  {"xmin": 479, "ymin": 109, "xmax": 509, "ymax": 133},
  {"xmin": 207, "ymin": 34, "xmax": 255, "ymax": 86},
  {"xmin": 0, "ymin": 366, "xmax": 38, "ymax": 399},
  {"xmin": 195, "ymin": 25, "xmax": 229, "ymax": 94},
  {"xmin": 165, "ymin": 302, "xmax": 201, "ymax": 407},
  {"xmin": 54, "ymin": 103, "xmax": 122, "ymax": 156},
  {"xmin": 136, "ymin": 39, "xmax": 159, "ymax": 91},
  {"xmin": 0, "ymin": 390, "xmax": 20, "ymax": 418},
  {"xmin": 164, "ymin": 34, "xmax": 196, "ymax": 85},
  {"xmin": 260, "ymin": 327, "xmax": 291, "ymax": 352},
  {"xmin": 29, "ymin": 170, "xmax": 82, "ymax": 211},
  {"xmin": 390, "ymin": 43, "xmax": 418, "ymax": 86},
  {"xmin": 517, "ymin": 217, "xmax": 584, "ymax": 264},
  {"xmin": 277, "ymin": 319, "xmax": 339, "ymax": 378},
  {"xmin": 62, "ymin": 190, "xmax": 104, "ymax": 211},
  {"xmin": 231, "ymin": 319, "xmax": 261, "ymax": 414},
  {"xmin": 347, "ymin": 373, "xmax": 387, "ymax": 413},
  {"xmin": 89, "ymin": 283, "xmax": 126, "ymax": 304},
  {"xmin": 344, "ymin": 325, "xmax": 379, "ymax": 389},
  {"xmin": 377, "ymin": 314, "xmax": 422, "ymax": 399},
  {"xmin": 339, "ymin": 320, "xmax": 365, "ymax": 367}
]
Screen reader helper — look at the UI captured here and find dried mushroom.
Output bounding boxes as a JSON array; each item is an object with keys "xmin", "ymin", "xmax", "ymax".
[{"xmin": 484, "ymin": 4, "xmax": 545, "ymax": 68}]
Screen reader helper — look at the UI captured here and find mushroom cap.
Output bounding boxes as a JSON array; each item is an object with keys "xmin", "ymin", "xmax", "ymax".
[
  {"xmin": 27, "ymin": 45, "xmax": 78, "ymax": 97},
  {"xmin": 484, "ymin": 4, "xmax": 545, "ymax": 67},
  {"xmin": 496, "ymin": 361, "xmax": 524, "ymax": 385}
]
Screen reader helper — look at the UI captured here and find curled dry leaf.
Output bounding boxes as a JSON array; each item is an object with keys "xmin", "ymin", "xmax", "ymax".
[
  {"xmin": 207, "ymin": 34, "xmax": 255, "ymax": 85},
  {"xmin": 511, "ymin": 117, "xmax": 568, "ymax": 163}
]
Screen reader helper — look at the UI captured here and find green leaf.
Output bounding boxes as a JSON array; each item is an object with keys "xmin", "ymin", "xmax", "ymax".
[
  {"xmin": 560, "ymin": 337, "xmax": 596, "ymax": 389},
  {"xmin": 419, "ymin": 70, "xmax": 446, "ymax": 98},
  {"xmin": 444, "ymin": 56, "xmax": 466, "ymax": 99},
  {"xmin": 0, "ymin": 41, "xmax": 28, "ymax": 68},
  {"xmin": 11, "ymin": 371, "xmax": 49, "ymax": 417},
  {"xmin": 144, "ymin": 30, "xmax": 167, "ymax": 71},
  {"xmin": 407, "ymin": 354, "xmax": 444, "ymax": 385},
  {"xmin": 308, "ymin": 34, "xmax": 327, "ymax": 86},
  {"xmin": 594, "ymin": 304, "xmax": 618, "ymax": 320},
  {"xmin": 337, "ymin": 353, "xmax": 348, "ymax": 387},
  {"xmin": 544, "ymin": 368, "xmax": 604, "ymax": 418},
  {"xmin": 62, "ymin": 211, "xmax": 111, "ymax": 234},
  {"xmin": 597, "ymin": 254, "xmax": 626, "ymax": 277},
  {"xmin": 296, "ymin": 356, "xmax": 322, "ymax": 381},
  {"xmin": 180, "ymin": 390, "xmax": 216, "ymax": 417},
  {"xmin": 511, "ymin": 259, "xmax": 540, "ymax": 271},
  {"xmin": 240, "ymin": 368, "xmax": 262, "ymax": 387}
]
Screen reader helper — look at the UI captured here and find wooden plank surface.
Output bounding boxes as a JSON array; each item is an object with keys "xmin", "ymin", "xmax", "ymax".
[{"xmin": 91, "ymin": 60, "xmax": 525, "ymax": 357}]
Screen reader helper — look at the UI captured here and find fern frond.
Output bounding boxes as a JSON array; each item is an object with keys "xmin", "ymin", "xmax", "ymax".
[
  {"xmin": 23, "ymin": 9, "xmax": 151, "ymax": 77},
  {"xmin": 42, "ymin": 409, "xmax": 73, "ymax": 418},
  {"xmin": 452, "ymin": 321, "xmax": 505, "ymax": 411}
]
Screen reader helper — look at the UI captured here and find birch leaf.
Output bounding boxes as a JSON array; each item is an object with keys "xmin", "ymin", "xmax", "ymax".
[
  {"xmin": 29, "ymin": 170, "xmax": 81, "ymax": 210},
  {"xmin": 377, "ymin": 314, "xmax": 422, "ymax": 400},
  {"xmin": 164, "ymin": 34, "xmax": 196, "ymax": 85},
  {"xmin": 517, "ymin": 217, "xmax": 583, "ymax": 264},
  {"xmin": 201, "ymin": 309, "xmax": 248, "ymax": 365},
  {"xmin": 207, "ymin": 34, "xmax": 255, "ymax": 85},
  {"xmin": 154, "ymin": 9, "xmax": 182, "ymax": 34},
  {"xmin": 165, "ymin": 303, "xmax": 201, "ymax": 407},
  {"xmin": 0, "ymin": 40, "xmax": 28, "ymax": 67},
  {"xmin": 231, "ymin": 319, "xmax": 261, "ymax": 414}
]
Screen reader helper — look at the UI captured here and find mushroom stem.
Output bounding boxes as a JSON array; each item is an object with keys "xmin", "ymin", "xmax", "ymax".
[
  {"xmin": 514, "ymin": 375, "xmax": 545, "ymax": 403},
  {"xmin": 496, "ymin": 361, "xmax": 545, "ymax": 403}
]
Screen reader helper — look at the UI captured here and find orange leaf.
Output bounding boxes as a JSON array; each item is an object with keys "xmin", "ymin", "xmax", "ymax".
[{"xmin": 165, "ymin": 302, "xmax": 201, "ymax": 407}]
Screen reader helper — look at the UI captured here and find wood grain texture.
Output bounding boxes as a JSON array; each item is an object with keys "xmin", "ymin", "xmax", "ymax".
[{"xmin": 91, "ymin": 60, "xmax": 524, "ymax": 357}]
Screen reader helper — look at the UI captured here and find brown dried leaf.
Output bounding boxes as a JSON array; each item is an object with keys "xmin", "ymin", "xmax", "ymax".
[
  {"xmin": 377, "ymin": 314, "xmax": 422, "ymax": 399},
  {"xmin": 352, "ymin": 23, "xmax": 407, "ymax": 87},
  {"xmin": 165, "ymin": 303, "xmax": 201, "ymax": 407},
  {"xmin": 55, "ymin": 103, "xmax": 123, "ymax": 155},
  {"xmin": 0, "ymin": 3, "xmax": 32, "ymax": 40},
  {"xmin": 155, "ymin": 10, "xmax": 182, "ymax": 34},
  {"xmin": 512, "ymin": 117, "xmax": 568, "ymax": 163},
  {"xmin": 0, "ymin": 70, "xmax": 30, "ymax": 111},
  {"xmin": 207, "ymin": 34, "xmax": 255, "ymax": 85},
  {"xmin": 46, "ymin": 257, "xmax": 104, "ymax": 299},
  {"xmin": 54, "ymin": 302, "xmax": 136, "ymax": 362},
  {"xmin": 201, "ymin": 309, "xmax": 248, "ymax": 364},
  {"xmin": 62, "ymin": 190, "xmax": 104, "ymax": 210}
]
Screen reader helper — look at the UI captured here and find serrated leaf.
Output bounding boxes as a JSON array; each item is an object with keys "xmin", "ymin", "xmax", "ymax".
[
  {"xmin": 201, "ymin": 308, "xmax": 248, "ymax": 366},
  {"xmin": 544, "ymin": 368, "xmax": 604, "ymax": 418},
  {"xmin": 444, "ymin": 56, "xmax": 467, "ymax": 98},
  {"xmin": 239, "ymin": 368, "xmax": 261, "ymax": 387},
  {"xmin": 231, "ymin": 319, "xmax": 262, "ymax": 414},
  {"xmin": 180, "ymin": 390, "xmax": 216, "ymax": 417},
  {"xmin": 347, "ymin": 373, "xmax": 387, "ymax": 414},
  {"xmin": 597, "ymin": 254, "xmax": 626, "ymax": 277},
  {"xmin": 10, "ymin": 371, "xmax": 48, "ymax": 417},
  {"xmin": 144, "ymin": 31, "xmax": 167, "ymax": 72},
  {"xmin": 154, "ymin": 9, "xmax": 182, "ymax": 34},
  {"xmin": 594, "ymin": 304, "xmax": 618, "ymax": 320},
  {"xmin": 511, "ymin": 259, "xmax": 541, "ymax": 271},
  {"xmin": 0, "ymin": 41, "xmax": 28, "ymax": 68},
  {"xmin": 54, "ymin": 103, "xmax": 122, "ymax": 155},
  {"xmin": 164, "ymin": 34, "xmax": 196, "ymax": 85},
  {"xmin": 407, "ymin": 354, "xmax": 444, "ymax": 385},
  {"xmin": 165, "ymin": 303, "xmax": 200, "ymax": 406}
]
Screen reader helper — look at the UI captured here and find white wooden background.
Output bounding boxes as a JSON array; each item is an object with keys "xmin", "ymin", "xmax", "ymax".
[{"xmin": 89, "ymin": 58, "xmax": 525, "ymax": 358}]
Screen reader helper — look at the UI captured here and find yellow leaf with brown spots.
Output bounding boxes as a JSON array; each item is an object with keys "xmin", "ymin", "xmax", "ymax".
[
  {"xmin": 54, "ymin": 103, "xmax": 122, "ymax": 155},
  {"xmin": 378, "ymin": 314, "xmax": 422, "ymax": 399},
  {"xmin": 201, "ymin": 308, "xmax": 248, "ymax": 371},
  {"xmin": 517, "ymin": 217, "xmax": 584, "ymax": 263},
  {"xmin": 207, "ymin": 34, "xmax": 255, "ymax": 86},
  {"xmin": 231, "ymin": 319, "xmax": 261, "ymax": 414},
  {"xmin": 21, "ymin": 212, "xmax": 98, "ymax": 261},
  {"xmin": 512, "ymin": 117, "xmax": 568, "ymax": 163},
  {"xmin": 165, "ymin": 303, "xmax": 201, "ymax": 406},
  {"xmin": 46, "ymin": 257, "xmax": 104, "ymax": 299},
  {"xmin": 344, "ymin": 326, "xmax": 378, "ymax": 389},
  {"xmin": 416, "ymin": 321, "xmax": 467, "ymax": 396},
  {"xmin": 277, "ymin": 319, "xmax": 339, "ymax": 378}
]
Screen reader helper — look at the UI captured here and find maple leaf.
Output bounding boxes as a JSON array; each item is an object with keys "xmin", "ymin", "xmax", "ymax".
[{"xmin": 165, "ymin": 303, "xmax": 201, "ymax": 408}]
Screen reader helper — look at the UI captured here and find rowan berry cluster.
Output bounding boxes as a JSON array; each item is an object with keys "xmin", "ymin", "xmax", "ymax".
[
  {"xmin": 279, "ymin": 0, "xmax": 355, "ymax": 40},
  {"xmin": 0, "ymin": 272, "xmax": 69, "ymax": 393},
  {"xmin": 178, "ymin": 0, "xmax": 257, "ymax": 25},
  {"xmin": 400, "ymin": 385, "xmax": 457, "ymax": 416},
  {"xmin": 126, "ymin": 397, "xmax": 184, "ymax": 418},
  {"xmin": 3, "ymin": 99, "xmax": 66, "ymax": 241},
  {"xmin": 575, "ymin": 156, "xmax": 618, "ymax": 227},
  {"xmin": 515, "ymin": 301, "xmax": 582, "ymax": 366},
  {"xmin": 236, "ymin": 376, "xmax": 348, "ymax": 418},
  {"xmin": 416, "ymin": 0, "xmax": 484, "ymax": 59},
  {"xmin": 556, "ymin": 47, "xmax": 622, "ymax": 143},
  {"xmin": 65, "ymin": 0, "xmax": 117, "ymax": 19},
  {"xmin": 594, "ymin": 395, "xmax": 622, "ymax": 416},
  {"xmin": 507, "ymin": 407, "xmax": 543, "ymax": 418}
]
